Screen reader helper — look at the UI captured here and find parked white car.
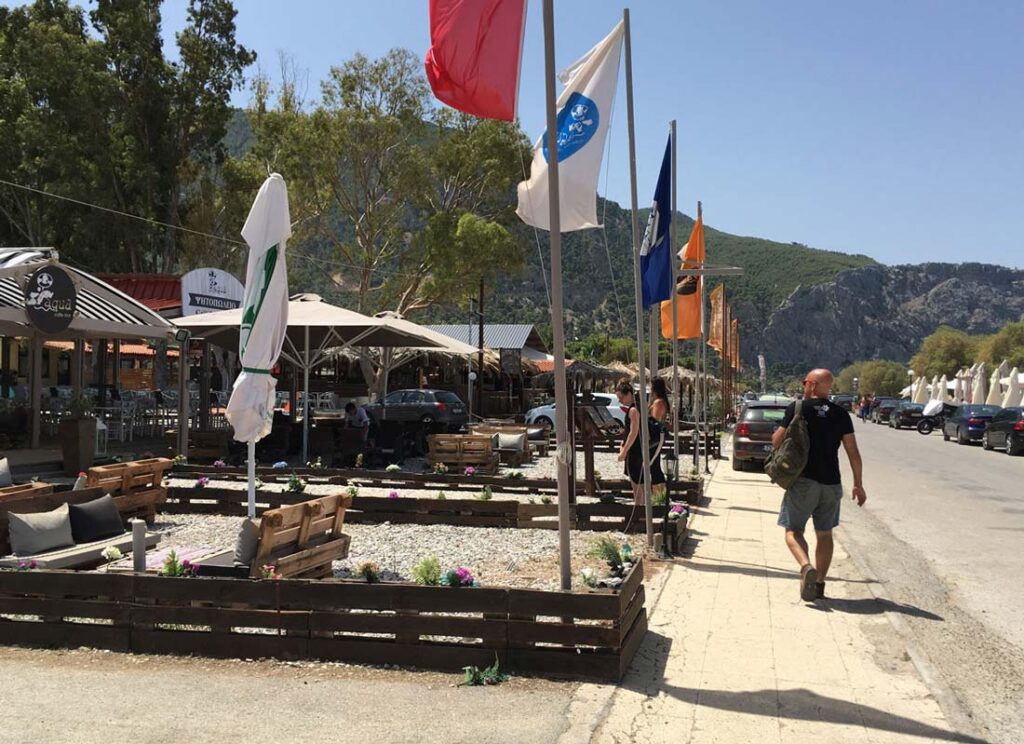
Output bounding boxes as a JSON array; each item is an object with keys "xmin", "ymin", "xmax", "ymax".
[{"xmin": 525, "ymin": 393, "xmax": 627, "ymax": 431}]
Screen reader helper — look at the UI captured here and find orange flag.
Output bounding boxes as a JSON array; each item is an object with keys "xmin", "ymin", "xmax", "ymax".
[
  {"xmin": 731, "ymin": 318, "xmax": 739, "ymax": 369},
  {"xmin": 660, "ymin": 211, "xmax": 705, "ymax": 339},
  {"xmin": 707, "ymin": 284, "xmax": 724, "ymax": 351}
]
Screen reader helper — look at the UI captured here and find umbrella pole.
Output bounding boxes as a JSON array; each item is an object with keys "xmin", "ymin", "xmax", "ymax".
[
  {"xmin": 247, "ymin": 441, "xmax": 256, "ymax": 519},
  {"xmin": 302, "ymin": 326, "xmax": 310, "ymax": 464}
]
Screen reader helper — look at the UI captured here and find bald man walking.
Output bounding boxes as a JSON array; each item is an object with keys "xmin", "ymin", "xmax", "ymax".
[{"xmin": 771, "ymin": 369, "xmax": 866, "ymax": 601}]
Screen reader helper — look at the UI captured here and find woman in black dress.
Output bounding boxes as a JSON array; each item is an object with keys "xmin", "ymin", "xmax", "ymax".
[{"xmin": 648, "ymin": 378, "xmax": 670, "ymax": 502}]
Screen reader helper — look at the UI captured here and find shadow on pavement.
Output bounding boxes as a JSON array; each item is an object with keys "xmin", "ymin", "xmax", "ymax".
[
  {"xmin": 618, "ymin": 630, "xmax": 672, "ymax": 697},
  {"xmin": 682, "ymin": 556, "xmax": 883, "ymax": 585},
  {"xmin": 725, "ymin": 505, "xmax": 778, "ymax": 515},
  {"xmin": 810, "ymin": 597, "xmax": 943, "ymax": 621},
  {"xmin": 659, "ymin": 684, "xmax": 984, "ymax": 743}
]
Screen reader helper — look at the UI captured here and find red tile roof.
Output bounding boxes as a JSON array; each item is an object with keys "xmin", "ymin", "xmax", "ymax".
[
  {"xmin": 534, "ymin": 360, "xmax": 576, "ymax": 373},
  {"xmin": 95, "ymin": 273, "xmax": 181, "ymax": 313}
]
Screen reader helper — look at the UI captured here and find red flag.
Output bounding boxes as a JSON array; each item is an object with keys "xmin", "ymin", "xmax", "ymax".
[{"xmin": 424, "ymin": 0, "xmax": 526, "ymax": 121}]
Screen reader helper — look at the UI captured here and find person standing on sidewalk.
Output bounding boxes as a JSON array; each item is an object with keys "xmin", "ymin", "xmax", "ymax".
[{"xmin": 771, "ymin": 368, "xmax": 867, "ymax": 601}]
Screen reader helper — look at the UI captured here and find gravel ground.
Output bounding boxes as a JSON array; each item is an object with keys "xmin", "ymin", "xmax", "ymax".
[{"xmin": 152, "ymin": 513, "xmax": 646, "ymax": 592}]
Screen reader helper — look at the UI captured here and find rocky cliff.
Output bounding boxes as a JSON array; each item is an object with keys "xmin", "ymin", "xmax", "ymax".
[{"xmin": 760, "ymin": 263, "xmax": 1024, "ymax": 370}]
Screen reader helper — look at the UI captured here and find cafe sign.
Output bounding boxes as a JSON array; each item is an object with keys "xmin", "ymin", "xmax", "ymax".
[
  {"xmin": 181, "ymin": 268, "xmax": 244, "ymax": 316},
  {"xmin": 23, "ymin": 265, "xmax": 77, "ymax": 334}
]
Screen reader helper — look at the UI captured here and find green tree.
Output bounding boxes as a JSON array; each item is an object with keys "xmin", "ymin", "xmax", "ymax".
[
  {"xmin": 835, "ymin": 362, "xmax": 865, "ymax": 394},
  {"xmin": 856, "ymin": 360, "xmax": 908, "ymax": 397},
  {"xmin": 910, "ymin": 326, "xmax": 979, "ymax": 379},
  {"xmin": 978, "ymin": 321, "xmax": 1024, "ymax": 369}
]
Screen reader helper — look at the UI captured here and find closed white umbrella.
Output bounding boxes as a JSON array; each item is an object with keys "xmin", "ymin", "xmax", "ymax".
[
  {"xmin": 1003, "ymin": 367, "xmax": 1022, "ymax": 408},
  {"xmin": 938, "ymin": 374, "xmax": 951, "ymax": 402},
  {"xmin": 929, "ymin": 376, "xmax": 939, "ymax": 402},
  {"xmin": 985, "ymin": 367, "xmax": 1002, "ymax": 405},
  {"xmin": 971, "ymin": 362, "xmax": 987, "ymax": 406},
  {"xmin": 227, "ymin": 174, "xmax": 291, "ymax": 518},
  {"xmin": 912, "ymin": 377, "xmax": 929, "ymax": 404}
]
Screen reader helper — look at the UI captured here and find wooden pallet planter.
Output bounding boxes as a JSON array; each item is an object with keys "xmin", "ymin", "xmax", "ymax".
[{"xmin": 0, "ymin": 560, "xmax": 647, "ymax": 682}]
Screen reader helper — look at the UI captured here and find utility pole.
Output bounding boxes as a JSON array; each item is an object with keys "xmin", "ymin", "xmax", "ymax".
[{"xmin": 477, "ymin": 277, "xmax": 485, "ymax": 419}]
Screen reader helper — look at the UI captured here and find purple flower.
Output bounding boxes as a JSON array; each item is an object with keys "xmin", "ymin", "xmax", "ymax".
[
  {"xmin": 182, "ymin": 559, "xmax": 192, "ymax": 569},
  {"xmin": 670, "ymin": 504, "xmax": 684, "ymax": 514},
  {"xmin": 29, "ymin": 560, "xmax": 37, "ymax": 569},
  {"xmin": 388, "ymin": 490, "xmax": 400, "ymax": 499},
  {"xmin": 464, "ymin": 466, "xmax": 476, "ymax": 476},
  {"xmin": 213, "ymin": 459, "xmax": 226, "ymax": 468},
  {"xmin": 454, "ymin": 566, "xmax": 474, "ymax": 586}
]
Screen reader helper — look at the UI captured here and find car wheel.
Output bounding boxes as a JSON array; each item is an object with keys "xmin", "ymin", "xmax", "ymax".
[
  {"xmin": 1008, "ymin": 436, "xmax": 1023, "ymax": 456},
  {"xmin": 893, "ymin": 420, "xmax": 900, "ymax": 430},
  {"xmin": 957, "ymin": 427, "xmax": 968, "ymax": 445},
  {"xmin": 731, "ymin": 457, "xmax": 743, "ymax": 471},
  {"xmin": 982, "ymin": 432, "xmax": 993, "ymax": 450},
  {"xmin": 536, "ymin": 416, "xmax": 553, "ymax": 432},
  {"xmin": 942, "ymin": 428, "xmax": 950, "ymax": 442}
]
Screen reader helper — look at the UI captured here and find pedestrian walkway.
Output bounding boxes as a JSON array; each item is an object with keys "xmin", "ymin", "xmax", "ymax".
[{"xmin": 568, "ymin": 461, "xmax": 982, "ymax": 744}]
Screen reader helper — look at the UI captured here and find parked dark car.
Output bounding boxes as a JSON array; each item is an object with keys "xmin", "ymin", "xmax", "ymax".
[
  {"xmin": 982, "ymin": 407, "xmax": 1024, "ymax": 455},
  {"xmin": 870, "ymin": 398, "xmax": 900, "ymax": 424},
  {"xmin": 830, "ymin": 394, "xmax": 856, "ymax": 412},
  {"xmin": 364, "ymin": 389, "xmax": 468, "ymax": 430},
  {"xmin": 943, "ymin": 404, "xmax": 1002, "ymax": 444},
  {"xmin": 889, "ymin": 401, "xmax": 925, "ymax": 429},
  {"xmin": 732, "ymin": 401, "xmax": 789, "ymax": 471}
]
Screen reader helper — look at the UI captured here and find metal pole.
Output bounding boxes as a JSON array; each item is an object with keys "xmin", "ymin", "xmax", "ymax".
[
  {"xmin": 624, "ymin": 8, "xmax": 654, "ymax": 547},
  {"xmin": 302, "ymin": 325, "xmax": 310, "ymax": 464},
  {"xmin": 542, "ymin": 0, "xmax": 573, "ymax": 590},
  {"xmin": 477, "ymin": 278, "xmax": 485, "ymax": 417},
  {"xmin": 247, "ymin": 440, "xmax": 256, "ymax": 518},
  {"xmin": 177, "ymin": 335, "xmax": 190, "ymax": 458},
  {"xmin": 30, "ymin": 335, "xmax": 41, "ymax": 449},
  {"xmin": 670, "ymin": 120, "xmax": 680, "ymax": 462}
]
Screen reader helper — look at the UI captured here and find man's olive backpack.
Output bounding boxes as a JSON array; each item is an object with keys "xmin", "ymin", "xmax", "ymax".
[{"xmin": 764, "ymin": 401, "xmax": 809, "ymax": 490}]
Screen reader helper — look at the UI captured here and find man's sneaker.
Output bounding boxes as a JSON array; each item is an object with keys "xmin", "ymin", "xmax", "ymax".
[
  {"xmin": 800, "ymin": 564, "xmax": 818, "ymax": 602},
  {"xmin": 815, "ymin": 581, "xmax": 826, "ymax": 600}
]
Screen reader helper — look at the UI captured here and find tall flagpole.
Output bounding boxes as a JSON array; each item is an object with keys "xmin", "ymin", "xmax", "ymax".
[
  {"xmin": 699, "ymin": 201, "xmax": 710, "ymax": 473},
  {"xmin": 542, "ymin": 0, "xmax": 572, "ymax": 590},
  {"xmin": 623, "ymin": 7, "xmax": 654, "ymax": 547},
  {"xmin": 669, "ymin": 121, "xmax": 679, "ymax": 464}
]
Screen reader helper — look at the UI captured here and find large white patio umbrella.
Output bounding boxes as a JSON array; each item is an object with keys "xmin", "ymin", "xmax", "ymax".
[
  {"xmin": 997, "ymin": 359, "xmax": 1010, "ymax": 380},
  {"xmin": 971, "ymin": 362, "xmax": 987, "ymax": 405},
  {"xmin": 912, "ymin": 377, "xmax": 929, "ymax": 404},
  {"xmin": 226, "ymin": 173, "xmax": 291, "ymax": 517},
  {"xmin": 938, "ymin": 374, "xmax": 951, "ymax": 402},
  {"xmin": 177, "ymin": 295, "xmax": 445, "ymax": 464},
  {"xmin": 985, "ymin": 367, "xmax": 1003, "ymax": 405},
  {"xmin": 1003, "ymin": 367, "xmax": 1022, "ymax": 408}
]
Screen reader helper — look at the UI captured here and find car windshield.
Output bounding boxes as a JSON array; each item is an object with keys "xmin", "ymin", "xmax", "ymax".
[
  {"xmin": 901, "ymin": 403, "xmax": 924, "ymax": 412},
  {"xmin": 434, "ymin": 391, "xmax": 463, "ymax": 405},
  {"xmin": 744, "ymin": 407, "xmax": 788, "ymax": 422},
  {"xmin": 967, "ymin": 405, "xmax": 1001, "ymax": 416}
]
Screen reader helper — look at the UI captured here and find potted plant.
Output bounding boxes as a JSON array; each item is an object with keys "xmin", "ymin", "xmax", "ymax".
[{"xmin": 59, "ymin": 395, "xmax": 96, "ymax": 476}]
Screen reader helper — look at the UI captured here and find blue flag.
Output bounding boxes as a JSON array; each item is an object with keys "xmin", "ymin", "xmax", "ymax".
[{"xmin": 640, "ymin": 137, "xmax": 673, "ymax": 308}]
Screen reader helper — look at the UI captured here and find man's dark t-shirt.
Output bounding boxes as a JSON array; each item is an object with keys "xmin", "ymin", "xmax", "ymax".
[{"xmin": 781, "ymin": 398, "xmax": 854, "ymax": 485}]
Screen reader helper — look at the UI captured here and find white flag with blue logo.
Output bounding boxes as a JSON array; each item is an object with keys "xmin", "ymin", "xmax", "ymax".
[{"xmin": 516, "ymin": 21, "xmax": 624, "ymax": 232}]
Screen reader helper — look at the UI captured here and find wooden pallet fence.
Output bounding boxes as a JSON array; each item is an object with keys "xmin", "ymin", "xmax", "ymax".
[
  {"xmin": 0, "ymin": 561, "xmax": 646, "ymax": 681},
  {"xmin": 166, "ymin": 487, "xmax": 673, "ymax": 534},
  {"xmin": 170, "ymin": 465, "xmax": 703, "ymax": 502}
]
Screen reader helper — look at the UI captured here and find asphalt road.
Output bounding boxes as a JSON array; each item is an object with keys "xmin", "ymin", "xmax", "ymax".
[{"xmin": 836, "ymin": 418, "xmax": 1024, "ymax": 744}]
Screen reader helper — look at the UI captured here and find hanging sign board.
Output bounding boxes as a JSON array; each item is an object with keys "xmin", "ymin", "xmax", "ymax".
[
  {"xmin": 181, "ymin": 268, "xmax": 244, "ymax": 316},
  {"xmin": 23, "ymin": 265, "xmax": 77, "ymax": 334},
  {"xmin": 500, "ymin": 348, "xmax": 521, "ymax": 375}
]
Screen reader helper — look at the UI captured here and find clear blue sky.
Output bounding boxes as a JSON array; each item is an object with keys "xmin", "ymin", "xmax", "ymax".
[{"xmin": 159, "ymin": 0, "xmax": 1023, "ymax": 268}]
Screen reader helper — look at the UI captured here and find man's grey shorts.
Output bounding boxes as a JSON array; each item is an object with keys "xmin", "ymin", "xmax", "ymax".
[{"xmin": 777, "ymin": 477, "xmax": 843, "ymax": 532}]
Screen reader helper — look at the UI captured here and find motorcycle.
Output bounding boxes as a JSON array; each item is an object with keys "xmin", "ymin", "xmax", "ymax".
[{"xmin": 917, "ymin": 400, "xmax": 955, "ymax": 435}]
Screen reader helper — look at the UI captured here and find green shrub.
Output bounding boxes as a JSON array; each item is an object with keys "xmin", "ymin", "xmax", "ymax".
[{"xmin": 411, "ymin": 555, "xmax": 442, "ymax": 586}]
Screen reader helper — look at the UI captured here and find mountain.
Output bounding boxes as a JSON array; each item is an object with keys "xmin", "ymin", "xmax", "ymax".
[
  {"xmin": 484, "ymin": 197, "xmax": 877, "ymax": 346},
  {"xmin": 761, "ymin": 263, "xmax": 1024, "ymax": 370}
]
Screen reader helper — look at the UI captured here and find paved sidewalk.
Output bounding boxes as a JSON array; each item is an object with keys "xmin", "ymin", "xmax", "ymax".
[{"xmin": 568, "ymin": 462, "xmax": 983, "ymax": 744}]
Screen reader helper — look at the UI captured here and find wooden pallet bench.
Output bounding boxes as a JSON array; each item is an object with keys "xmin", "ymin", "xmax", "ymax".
[
  {"xmin": 86, "ymin": 458, "xmax": 172, "ymax": 524},
  {"xmin": 193, "ymin": 493, "xmax": 353, "ymax": 580}
]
